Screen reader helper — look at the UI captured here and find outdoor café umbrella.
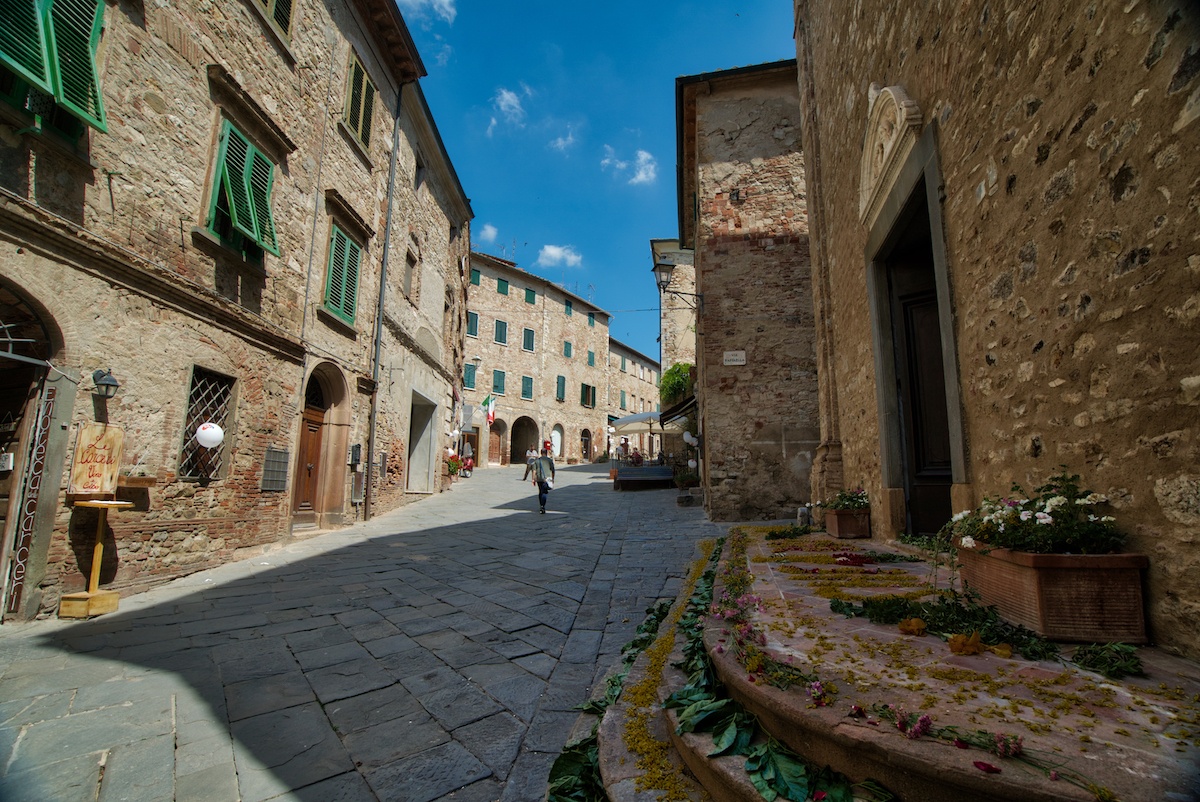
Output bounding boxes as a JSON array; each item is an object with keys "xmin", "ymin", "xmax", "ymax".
[{"xmin": 609, "ymin": 410, "xmax": 686, "ymax": 435}]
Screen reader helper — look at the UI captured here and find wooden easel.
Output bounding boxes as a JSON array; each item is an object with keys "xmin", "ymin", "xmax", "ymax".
[{"xmin": 57, "ymin": 499, "xmax": 134, "ymax": 618}]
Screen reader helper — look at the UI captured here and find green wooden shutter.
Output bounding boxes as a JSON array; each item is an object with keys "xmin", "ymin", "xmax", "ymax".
[
  {"xmin": 271, "ymin": 0, "xmax": 292, "ymax": 34},
  {"xmin": 218, "ymin": 123, "xmax": 258, "ymax": 243},
  {"xmin": 467, "ymin": 311, "xmax": 478, "ymax": 336},
  {"xmin": 326, "ymin": 228, "xmax": 348, "ymax": 317},
  {"xmin": 325, "ymin": 227, "xmax": 360, "ymax": 321},
  {"xmin": 0, "ymin": 0, "xmax": 52, "ymax": 94},
  {"xmin": 521, "ymin": 376, "xmax": 533, "ymax": 399},
  {"xmin": 247, "ymin": 148, "xmax": 279, "ymax": 254},
  {"xmin": 523, "ymin": 328, "xmax": 534, "ymax": 351},
  {"xmin": 470, "ymin": 268, "xmax": 480, "ymax": 285},
  {"xmin": 464, "ymin": 364, "xmax": 476, "ymax": 389},
  {"xmin": 556, "ymin": 376, "xmax": 565, "ymax": 401},
  {"xmin": 47, "ymin": 0, "xmax": 106, "ymax": 131},
  {"xmin": 359, "ymin": 73, "xmax": 373, "ymax": 147}
]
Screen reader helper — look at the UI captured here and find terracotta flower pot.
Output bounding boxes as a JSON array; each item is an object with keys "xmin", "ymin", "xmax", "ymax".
[
  {"xmin": 957, "ymin": 546, "xmax": 1149, "ymax": 643},
  {"xmin": 824, "ymin": 509, "xmax": 870, "ymax": 539}
]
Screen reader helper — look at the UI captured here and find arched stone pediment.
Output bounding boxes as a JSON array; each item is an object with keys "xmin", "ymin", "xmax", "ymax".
[{"xmin": 859, "ymin": 84, "xmax": 922, "ymax": 227}]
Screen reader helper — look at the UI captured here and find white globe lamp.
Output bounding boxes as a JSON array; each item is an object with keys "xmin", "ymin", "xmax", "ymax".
[{"xmin": 195, "ymin": 422, "xmax": 224, "ymax": 448}]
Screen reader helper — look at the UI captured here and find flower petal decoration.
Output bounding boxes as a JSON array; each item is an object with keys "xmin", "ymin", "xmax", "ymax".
[{"xmin": 974, "ymin": 761, "xmax": 1002, "ymax": 774}]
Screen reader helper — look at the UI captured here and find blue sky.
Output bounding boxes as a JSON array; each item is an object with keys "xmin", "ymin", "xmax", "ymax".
[{"xmin": 396, "ymin": 1, "xmax": 797, "ymax": 362}]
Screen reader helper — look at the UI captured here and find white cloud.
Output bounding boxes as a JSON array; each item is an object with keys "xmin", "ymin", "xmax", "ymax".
[
  {"xmin": 550, "ymin": 128, "xmax": 575, "ymax": 151},
  {"xmin": 478, "ymin": 223, "xmax": 498, "ymax": 243},
  {"xmin": 494, "ymin": 88, "xmax": 526, "ymax": 126},
  {"xmin": 433, "ymin": 43, "xmax": 452, "ymax": 67},
  {"xmin": 600, "ymin": 144, "xmax": 628, "ymax": 172},
  {"xmin": 629, "ymin": 150, "xmax": 657, "ymax": 185},
  {"xmin": 395, "ymin": 0, "xmax": 456, "ymax": 24},
  {"xmin": 536, "ymin": 245, "xmax": 583, "ymax": 268},
  {"xmin": 486, "ymin": 116, "xmax": 497, "ymax": 137}
]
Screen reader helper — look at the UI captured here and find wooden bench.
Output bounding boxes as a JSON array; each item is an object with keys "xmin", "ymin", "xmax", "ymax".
[{"xmin": 613, "ymin": 465, "xmax": 675, "ymax": 491}]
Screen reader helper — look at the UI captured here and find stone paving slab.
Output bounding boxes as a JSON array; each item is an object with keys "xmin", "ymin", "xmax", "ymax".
[{"xmin": 0, "ymin": 463, "xmax": 721, "ymax": 801}]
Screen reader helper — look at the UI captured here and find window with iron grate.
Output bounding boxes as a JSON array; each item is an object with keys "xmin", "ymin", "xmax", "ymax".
[{"xmin": 179, "ymin": 367, "xmax": 235, "ymax": 480}]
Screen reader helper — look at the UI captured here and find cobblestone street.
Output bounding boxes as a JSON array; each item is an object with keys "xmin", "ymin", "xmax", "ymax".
[{"xmin": 0, "ymin": 463, "xmax": 722, "ymax": 802}]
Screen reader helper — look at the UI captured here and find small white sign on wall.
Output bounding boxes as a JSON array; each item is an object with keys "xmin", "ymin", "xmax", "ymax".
[{"xmin": 723, "ymin": 350, "xmax": 747, "ymax": 366}]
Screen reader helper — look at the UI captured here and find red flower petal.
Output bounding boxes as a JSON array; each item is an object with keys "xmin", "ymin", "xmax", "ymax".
[
  {"xmin": 953, "ymin": 738, "xmax": 970, "ymax": 749},
  {"xmin": 814, "ymin": 793, "xmax": 827, "ymax": 801},
  {"xmin": 973, "ymin": 761, "xmax": 1001, "ymax": 774}
]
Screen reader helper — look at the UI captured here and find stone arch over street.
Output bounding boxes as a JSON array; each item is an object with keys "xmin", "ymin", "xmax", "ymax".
[{"xmin": 510, "ymin": 416, "xmax": 538, "ymax": 463}]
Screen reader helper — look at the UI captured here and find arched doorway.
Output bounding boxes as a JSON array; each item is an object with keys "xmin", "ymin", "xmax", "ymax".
[
  {"xmin": 0, "ymin": 284, "xmax": 73, "ymax": 620},
  {"xmin": 580, "ymin": 429, "xmax": 592, "ymax": 462},
  {"xmin": 510, "ymin": 416, "xmax": 538, "ymax": 464},
  {"xmin": 551, "ymin": 424, "xmax": 564, "ymax": 459},
  {"xmin": 488, "ymin": 419, "xmax": 507, "ymax": 465},
  {"xmin": 292, "ymin": 364, "xmax": 350, "ymax": 528}
]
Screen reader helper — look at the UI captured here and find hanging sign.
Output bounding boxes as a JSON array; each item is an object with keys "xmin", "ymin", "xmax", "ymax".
[{"xmin": 68, "ymin": 422, "xmax": 125, "ymax": 495}]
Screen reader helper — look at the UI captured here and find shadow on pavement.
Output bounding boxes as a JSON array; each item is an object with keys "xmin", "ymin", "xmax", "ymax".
[{"xmin": 0, "ymin": 464, "xmax": 710, "ymax": 802}]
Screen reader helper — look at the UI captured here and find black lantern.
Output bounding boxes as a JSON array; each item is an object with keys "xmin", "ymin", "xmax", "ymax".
[{"xmin": 92, "ymin": 369, "xmax": 120, "ymax": 399}]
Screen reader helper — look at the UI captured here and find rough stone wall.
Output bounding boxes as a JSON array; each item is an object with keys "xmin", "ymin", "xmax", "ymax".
[
  {"xmin": 464, "ymin": 255, "xmax": 612, "ymax": 465},
  {"xmin": 662, "ymin": 263, "xmax": 698, "ymax": 370},
  {"xmin": 795, "ymin": 0, "xmax": 1200, "ymax": 655},
  {"xmin": 687, "ymin": 64, "xmax": 819, "ymax": 521},
  {"xmin": 0, "ymin": 1, "xmax": 467, "ymax": 614}
]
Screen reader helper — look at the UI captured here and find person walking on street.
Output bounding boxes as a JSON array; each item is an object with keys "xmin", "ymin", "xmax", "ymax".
[
  {"xmin": 522, "ymin": 446, "xmax": 538, "ymax": 480},
  {"xmin": 532, "ymin": 448, "xmax": 555, "ymax": 513}
]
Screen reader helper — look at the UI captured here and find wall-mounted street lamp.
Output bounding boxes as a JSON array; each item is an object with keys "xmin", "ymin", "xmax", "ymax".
[
  {"xmin": 91, "ymin": 369, "xmax": 120, "ymax": 399},
  {"xmin": 652, "ymin": 262, "xmax": 703, "ymax": 312}
]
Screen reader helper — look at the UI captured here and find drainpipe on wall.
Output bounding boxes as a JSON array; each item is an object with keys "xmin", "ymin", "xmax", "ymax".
[{"xmin": 365, "ymin": 80, "xmax": 410, "ymax": 521}]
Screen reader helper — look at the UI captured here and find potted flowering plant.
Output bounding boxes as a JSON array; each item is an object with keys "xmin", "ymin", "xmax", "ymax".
[
  {"xmin": 942, "ymin": 470, "xmax": 1147, "ymax": 643},
  {"xmin": 816, "ymin": 487, "xmax": 870, "ymax": 539},
  {"xmin": 445, "ymin": 454, "xmax": 462, "ymax": 477}
]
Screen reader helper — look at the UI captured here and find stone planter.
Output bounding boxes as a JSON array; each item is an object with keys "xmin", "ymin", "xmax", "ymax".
[
  {"xmin": 957, "ymin": 547, "xmax": 1149, "ymax": 643},
  {"xmin": 824, "ymin": 509, "xmax": 870, "ymax": 539}
]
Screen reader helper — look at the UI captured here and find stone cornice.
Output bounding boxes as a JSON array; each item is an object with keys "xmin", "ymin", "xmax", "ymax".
[
  {"xmin": 207, "ymin": 64, "xmax": 298, "ymax": 160},
  {"xmin": 0, "ymin": 192, "xmax": 305, "ymax": 364}
]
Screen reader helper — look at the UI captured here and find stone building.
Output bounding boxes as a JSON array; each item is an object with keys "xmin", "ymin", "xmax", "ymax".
[
  {"xmin": 464, "ymin": 252, "xmax": 614, "ymax": 466},
  {"xmin": 607, "ymin": 338, "xmax": 662, "ymax": 457},
  {"xmin": 675, "ymin": 60, "xmax": 820, "ymax": 521},
  {"xmin": 650, "ymin": 238, "xmax": 697, "ymax": 370},
  {"xmin": 0, "ymin": 0, "xmax": 470, "ymax": 620},
  {"xmin": 793, "ymin": 1, "xmax": 1200, "ymax": 655}
]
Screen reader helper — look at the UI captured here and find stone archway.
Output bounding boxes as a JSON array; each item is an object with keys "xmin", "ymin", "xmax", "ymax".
[
  {"xmin": 292, "ymin": 363, "xmax": 350, "ymax": 529},
  {"xmin": 510, "ymin": 416, "xmax": 538, "ymax": 464},
  {"xmin": 0, "ymin": 283, "xmax": 74, "ymax": 620}
]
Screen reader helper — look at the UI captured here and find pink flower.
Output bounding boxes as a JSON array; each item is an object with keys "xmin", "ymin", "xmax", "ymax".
[
  {"xmin": 814, "ymin": 793, "xmax": 828, "ymax": 801},
  {"xmin": 953, "ymin": 738, "xmax": 970, "ymax": 749},
  {"xmin": 1049, "ymin": 771, "xmax": 1060, "ymax": 781},
  {"xmin": 974, "ymin": 761, "xmax": 1001, "ymax": 774}
]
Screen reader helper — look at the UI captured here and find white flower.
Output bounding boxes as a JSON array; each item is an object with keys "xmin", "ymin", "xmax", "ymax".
[
  {"xmin": 1019, "ymin": 510, "xmax": 1033, "ymax": 522},
  {"xmin": 1045, "ymin": 496, "xmax": 1068, "ymax": 510},
  {"xmin": 1035, "ymin": 512, "xmax": 1053, "ymax": 525},
  {"xmin": 952, "ymin": 510, "xmax": 971, "ymax": 522},
  {"xmin": 960, "ymin": 536, "xmax": 977, "ymax": 549},
  {"xmin": 1101, "ymin": 516, "xmax": 1115, "ymax": 523}
]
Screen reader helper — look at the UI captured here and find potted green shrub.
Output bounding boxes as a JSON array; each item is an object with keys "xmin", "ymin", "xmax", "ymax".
[
  {"xmin": 940, "ymin": 470, "xmax": 1148, "ymax": 643},
  {"xmin": 816, "ymin": 488, "xmax": 870, "ymax": 538}
]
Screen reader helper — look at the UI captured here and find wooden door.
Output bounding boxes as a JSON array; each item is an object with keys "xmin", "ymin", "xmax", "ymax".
[
  {"xmin": 488, "ymin": 428, "xmax": 501, "ymax": 464},
  {"xmin": 292, "ymin": 407, "xmax": 323, "ymax": 522},
  {"xmin": 890, "ymin": 263, "xmax": 952, "ymax": 535}
]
